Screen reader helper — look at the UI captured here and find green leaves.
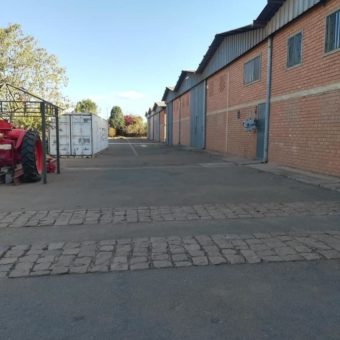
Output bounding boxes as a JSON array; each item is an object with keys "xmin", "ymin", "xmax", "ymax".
[
  {"xmin": 109, "ymin": 106, "xmax": 125, "ymax": 130},
  {"xmin": 75, "ymin": 99, "xmax": 98, "ymax": 114}
]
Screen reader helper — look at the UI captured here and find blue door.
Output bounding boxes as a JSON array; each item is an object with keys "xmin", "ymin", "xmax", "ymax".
[
  {"xmin": 256, "ymin": 103, "xmax": 266, "ymax": 160},
  {"xmin": 167, "ymin": 102, "xmax": 173, "ymax": 145},
  {"xmin": 190, "ymin": 82, "xmax": 205, "ymax": 149}
]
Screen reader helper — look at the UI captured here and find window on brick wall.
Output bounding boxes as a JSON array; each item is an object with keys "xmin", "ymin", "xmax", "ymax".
[
  {"xmin": 287, "ymin": 32, "xmax": 302, "ymax": 68},
  {"xmin": 325, "ymin": 10, "xmax": 340, "ymax": 53},
  {"xmin": 244, "ymin": 56, "xmax": 261, "ymax": 85}
]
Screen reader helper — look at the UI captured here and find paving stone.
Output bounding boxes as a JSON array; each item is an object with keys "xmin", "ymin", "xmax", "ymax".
[
  {"xmin": 70, "ymin": 266, "xmax": 89, "ymax": 274},
  {"xmin": 187, "ymin": 250, "xmax": 205, "ymax": 257},
  {"xmin": 208, "ymin": 256, "xmax": 227, "ymax": 265},
  {"xmin": 51, "ymin": 266, "xmax": 69, "ymax": 275},
  {"xmin": 0, "ymin": 257, "xmax": 18, "ymax": 265},
  {"xmin": 0, "ymin": 272, "xmax": 8, "ymax": 278},
  {"xmin": 33, "ymin": 262, "xmax": 52, "ymax": 271},
  {"xmin": 30, "ymin": 271, "xmax": 50, "ymax": 277},
  {"xmin": 48, "ymin": 242, "xmax": 65, "ymax": 250},
  {"xmin": 318, "ymin": 250, "xmax": 340, "ymax": 259},
  {"xmin": 153, "ymin": 260, "xmax": 173, "ymax": 269},
  {"xmin": 64, "ymin": 242, "xmax": 80, "ymax": 249},
  {"xmin": 300, "ymin": 253, "xmax": 322, "ymax": 261},
  {"xmin": 112, "ymin": 256, "xmax": 128, "ymax": 264},
  {"xmin": 151, "ymin": 254, "xmax": 169, "ymax": 261},
  {"xmin": 63, "ymin": 248, "xmax": 80, "ymax": 255},
  {"xmin": 172, "ymin": 254, "xmax": 189, "ymax": 262},
  {"xmin": 37, "ymin": 255, "xmax": 56, "ymax": 264},
  {"xmin": 192, "ymin": 257, "xmax": 209, "ymax": 266},
  {"xmin": 94, "ymin": 252, "xmax": 112, "ymax": 265},
  {"xmin": 280, "ymin": 254, "xmax": 304, "ymax": 262},
  {"xmin": 225, "ymin": 255, "xmax": 246, "ymax": 264},
  {"xmin": 9, "ymin": 269, "xmax": 31, "ymax": 278},
  {"xmin": 99, "ymin": 245, "xmax": 114, "ymax": 252},
  {"xmin": 0, "ymin": 264, "xmax": 13, "ymax": 272},
  {"xmin": 89, "ymin": 265, "xmax": 109, "ymax": 273},
  {"xmin": 275, "ymin": 247, "xmax": 297, "ymax": 256},
  {"xmin": 221, "ymin": 249, "xmax": 237, "ymax": 256},
  {"xmin": 73, "ymin": 257, "xmax": 92, "ymax": 267},
  {"xmin": 130, "ymin": 257, "xmax": 148, "ymax": 265},
  {"xmin": 0, "ymin": 246, "xmax": 9, "ymax": 258},
  {"xmin": 130, "ymin": 262, "xmax": 149, "ymax": 271},
  {"xmin": 110, "ymin": 263, "xmax": 128, "ymax": 271},
  {"xmin": 261, "ymin": 256, "xmax": 283, "ymax": 262},
  {"xmin": 99, "ymin": 240, "xmax": 116, "ymax": 246},
  {"xmin": 18, "ymin": 255, "xmax": 39, "ymax": 263},
  {"xmin": 174, "ymin": 261, "xmax": 192, "ymax": 268}
]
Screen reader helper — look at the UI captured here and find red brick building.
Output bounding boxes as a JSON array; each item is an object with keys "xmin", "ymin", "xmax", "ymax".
[{"xmin": 160, "ymin": 0, "xmax": 340, "ymax": 177}]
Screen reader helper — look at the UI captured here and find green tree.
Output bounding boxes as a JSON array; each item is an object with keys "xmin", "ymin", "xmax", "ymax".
[
  {"xmin": 0, "ymin": 24, "xmax": 69, "ymax": 130},
  {"xmin": 109, "ymin": 106, "xmax": 125, "ymax": 132},
  {"xmin": 0, "ymin": 24, "xmax": 68, "ymax": 107},
  {"xmin": 75, "ymin": 98, "xmax": 98, "ymax": 114}
]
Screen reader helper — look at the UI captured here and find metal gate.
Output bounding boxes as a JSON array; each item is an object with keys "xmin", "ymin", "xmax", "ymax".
[
  {"xmin": 256, "ymin": 103, "xmax": 266, "ymax": 160},
  {"xmin": 167, "ymin": 102, "xmax": 173, "ymax": 145},
  {"xmin": 190, "ymin": 82, "xmax": 205, "ymax": 149}
]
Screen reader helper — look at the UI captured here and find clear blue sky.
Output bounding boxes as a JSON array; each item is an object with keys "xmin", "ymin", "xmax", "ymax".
[{"xmin": 1, "ymin": 0, "xmax": 267, "ymax": 118}]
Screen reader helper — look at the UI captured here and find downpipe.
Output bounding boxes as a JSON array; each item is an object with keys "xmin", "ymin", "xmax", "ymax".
[{"xmin": 263, "ymin": 36, "xmax": 273, "ymax": 163}]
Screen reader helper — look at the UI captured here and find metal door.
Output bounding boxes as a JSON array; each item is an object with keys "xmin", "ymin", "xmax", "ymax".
[
  {"xmin": 256, "ymin": 103, "xmax": 266, "ymax": 160},
  {"xmin": 167, "ymin": 102, "xmax": 173, "ymax": 145},
  {"xmin": 190, "ymin": 82, "xmax": 205, "ymax": 149},
  {"xmin": 71, "ymin": 115, "xmax": 92, "ymax": 156}
]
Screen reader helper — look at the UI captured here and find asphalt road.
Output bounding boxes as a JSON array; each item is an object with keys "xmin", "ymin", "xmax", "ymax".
[
  {"xmin": 1, "ymin": 261, "xmax": 340, "ymax": 340},
  {"xmin": 1, "ymin": 138, "xmax": 340, "ymax": 339},
  {"xmin": 0, "ymin": 139, "xmax": 339, "ymax": 211}
]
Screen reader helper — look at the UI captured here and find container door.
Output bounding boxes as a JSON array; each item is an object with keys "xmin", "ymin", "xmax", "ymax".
[
  {"xmin": 190, "ymin": 82, "xmax": 205, "ymax": 149},
  {"xmin": 71, "ymin": 115, "xmax": 92, "ymax": 156},
  {"xmin": 256, "ymin": 103, "xmax": 266, "ymax": 160},
  {"xmin": 167, "ymin": 102, "xmax": 173, "ymax": 145},
  {"xmin": 48, "ymin": 115, "xmax": 71, "ymax": 156}
]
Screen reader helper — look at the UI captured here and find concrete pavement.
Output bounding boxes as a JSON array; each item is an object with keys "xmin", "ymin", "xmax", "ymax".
[{"xmin": 1, "ymin": 138, "xmax": 340, "ymax": 339}]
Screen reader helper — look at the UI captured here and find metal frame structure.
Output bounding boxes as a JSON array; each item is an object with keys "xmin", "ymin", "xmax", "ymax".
[{"xmin": 0, "ymin": 83, "xmax": 61, "ymax": 184}]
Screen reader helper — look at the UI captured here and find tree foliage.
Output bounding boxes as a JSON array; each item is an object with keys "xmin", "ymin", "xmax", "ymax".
[
  {"xmin": 124, "ymin": 115, "xmax": 146, "ymax": 137},
  {"xmin": 75, "ymin": 98, "xmax": 98, "ymax": 114},
  {"xmin": 0, "ymin": 24, "xmax": 68, "ymax": 106},
  {"xmin": 109, "ymin": 106, "xmax": 125, "ymax": 131},
  {"xmin": 0, "ymin": 24, "xmax": 69, "ymax": 130}
]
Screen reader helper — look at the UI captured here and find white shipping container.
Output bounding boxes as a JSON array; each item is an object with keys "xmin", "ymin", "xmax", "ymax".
[{"xmin": 49, "ymin": 113, "xmax": 108, "ymax": 157}]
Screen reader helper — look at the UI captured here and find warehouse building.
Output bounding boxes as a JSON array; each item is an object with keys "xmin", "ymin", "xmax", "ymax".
[
  {"xmin": 160, "ymin": 0, "xmax": 340, "ymax": 177},
  {"xmin": 146, "ymin": 102, "xmax": 167, "ymax": 142}
]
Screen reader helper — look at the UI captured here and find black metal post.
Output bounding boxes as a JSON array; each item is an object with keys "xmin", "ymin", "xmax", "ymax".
[
  {"xmin": 55, "ymin": 108, "xmax": 61, "ymax": 174},
  {"xmin": 41, "ymin": 102, "xmax": 47, "ymax": 184}
]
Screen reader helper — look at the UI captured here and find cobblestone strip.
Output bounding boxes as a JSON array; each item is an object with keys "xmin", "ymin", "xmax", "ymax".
[
  {"xmin": 1, "ymin": 230, "xmax": 340, "ymax": 279},
  {"xmin": 1, "ymin": 201, "xmax": 339, "ymax": 229}
]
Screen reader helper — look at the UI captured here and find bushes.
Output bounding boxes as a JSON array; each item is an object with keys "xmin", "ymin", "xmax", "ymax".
[{"xmin": 123, "ymin": 116, "xmax": 146, "ymax": 137}]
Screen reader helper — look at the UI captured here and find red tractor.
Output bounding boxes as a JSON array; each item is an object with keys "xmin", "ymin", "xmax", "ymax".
[{"xmin": 0, "ymin": 119, "xmax": 43, "ymax": 183}]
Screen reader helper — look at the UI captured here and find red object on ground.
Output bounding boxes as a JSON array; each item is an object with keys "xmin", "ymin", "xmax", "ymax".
[{"xmin": 0, "ymin": 119, "xmax": 43, "ymax": 182}]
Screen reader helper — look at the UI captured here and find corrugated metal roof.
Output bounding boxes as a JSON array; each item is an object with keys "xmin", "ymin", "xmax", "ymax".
[
  {"xmin": 162, "ymin": 86, "xmax": 175, "ymax": 101},
  {"xmin": 254, "ymin": 0, "xmax": 286, "ymax": 26},
  {"xmin": 162, "ymin": 0, "xmax": 323, "ymax": 104},
  {"xmin": 197, "ymin": 25, "xmax": 256, "ymax": 73}
]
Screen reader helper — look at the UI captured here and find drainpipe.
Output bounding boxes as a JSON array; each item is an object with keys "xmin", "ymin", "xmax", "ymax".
[{"xmin": 263, "ymin": 36, "xmax": 273, "ymax": 163}]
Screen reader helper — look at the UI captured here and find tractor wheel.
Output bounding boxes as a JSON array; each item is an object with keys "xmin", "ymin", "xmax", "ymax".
[{"xmin": 21, "ymin": 130, "xmax": 43, "ymax": 182}]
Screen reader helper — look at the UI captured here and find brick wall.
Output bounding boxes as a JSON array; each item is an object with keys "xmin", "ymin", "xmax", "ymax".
[
  {"xmin": 205, "ymin": 41, "xmax": 267, "ymax": 158},
  {"xmin": 269, "ymin": 0, "xmax": 340, "ymax": 176},
  {"xmin": 206, "ymin": 69, "xmax": 228, "ymax": 153}
]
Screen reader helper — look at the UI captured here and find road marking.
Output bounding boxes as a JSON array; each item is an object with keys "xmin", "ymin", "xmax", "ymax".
[
  {"xmin": 127, "ymin": 140, "xmax": 139, "ymax": 156},
  {"xmin": 108, "ymin": 142, "xmax": 156, "ymax": 145}
]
